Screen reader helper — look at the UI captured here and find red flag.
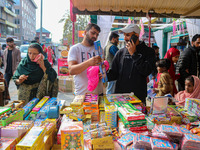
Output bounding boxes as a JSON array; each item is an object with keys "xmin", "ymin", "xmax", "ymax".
[{"xmin": 70, "ymin": 0, "xmax": 76, "ymax": 22}]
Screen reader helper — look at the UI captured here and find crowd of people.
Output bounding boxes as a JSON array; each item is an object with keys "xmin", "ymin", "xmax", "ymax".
[
  {"xmin": 68, "ymin": 23, "xmax": 200, "ymax": 108},
  {"xmin": 0, "ymin": 23, "xmax": 200, "ymax": 109}
]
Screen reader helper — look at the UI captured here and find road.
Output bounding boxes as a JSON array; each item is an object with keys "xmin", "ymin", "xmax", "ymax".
[{"xmin": 2, "ymin": 49, "xmax": 74, "ymax": 106}]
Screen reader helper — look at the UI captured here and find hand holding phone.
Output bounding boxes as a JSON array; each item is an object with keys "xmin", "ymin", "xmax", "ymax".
[
  {"xmin": 33, "ymin": 53, "xmax": 42, "ymax": 62},
  {"xmin": 129, "ymin": 34, "xmax": 138, "ymax": 44}
]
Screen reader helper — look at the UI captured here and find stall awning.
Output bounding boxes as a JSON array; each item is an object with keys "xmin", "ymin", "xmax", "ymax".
[{"xmin": 71, "ymin": 0, "xmax": 200, "ymax": 18}]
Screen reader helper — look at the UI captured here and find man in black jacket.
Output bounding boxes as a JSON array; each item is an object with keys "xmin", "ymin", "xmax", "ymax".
[
  {"xmin": 107, "ymin": 24, "xmax": 156, "ymax": 103},
  {"xmin": 176, "ymin": 34, "xmax": 200, "ymax": 90}
]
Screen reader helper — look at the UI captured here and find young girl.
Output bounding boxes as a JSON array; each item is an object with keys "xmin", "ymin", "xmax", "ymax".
[
  {"xmin": 153, "ymin": 59, "xmax": 173, "ymax": 96},
  {"xmin": 164, "ymin": 47, "xmax": 180, "ymax": 95},
  {"xmin": 175, "ymin": 75, "xmax": 200, "ymax": 107}
]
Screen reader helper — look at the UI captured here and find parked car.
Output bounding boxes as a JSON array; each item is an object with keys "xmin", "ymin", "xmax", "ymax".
[{"xmin": 20, "ymin": 44, "xmax": 29, "ymax": 59}]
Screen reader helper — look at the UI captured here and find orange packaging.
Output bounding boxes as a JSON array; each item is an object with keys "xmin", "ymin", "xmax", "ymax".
[{"xmin": 61, "ymin": 121, "xmax": 84, "ymax": 150}]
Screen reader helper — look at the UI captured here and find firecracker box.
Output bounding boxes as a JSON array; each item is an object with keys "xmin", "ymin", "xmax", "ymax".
[
  {"xmin": 58, "ymin": 58, "xmax": 69, "ymax": 76},
  {"xmin": 115, "ymin": 101, "xmax": 145, "ymax": 121},
  {"xmin": 91, "ymin": 136, "xmax": 114, "ymax": 150},
  {"xmin": 51, "ymin": 144, "xmax": 61, "ymax": 150},
  {"xmin": 0, "ymin": 137, "xmax": 17, "ymax": 150},
  {"xmin": 105, "ymin": 104, "xmax": 117, "ymax": 128},
  {"xmin": 1, "ymin": 120, "xmax": 34, "ymax": 138},
  {"xmin": 22, "ymin": 98, "xmax": 39, "ymax": 119},
  {"xmin": 185, "ymin": 98, "xmax": 200, "ymax": 117},
  {"xmin": 83, "ymin": 93, "xmax": 99, "ymax": 106},
  {"xmin": 70, "ymin": 95, "xmax": 85, "ymax": 107},
  {"xmin": 5, "ymin": 100, "xmax": 25, "ymax": 109},
  {"xmin": 58, "ymin": 76, "xmax": 74, "ymax": 93},
  {"xmin": 61, "ymin": 121, "xmax": 84, "ymax": 150},
  {"xmin": 16, "ymin": 126, "xmax": 46, "ymax": 150},
  {"xmin": 118, "ymin": 111, "xmax": 146, "ymax": 128},
  {"xmin": 31, "ymin": 96, "xmax": 49, "ymax": 112}
]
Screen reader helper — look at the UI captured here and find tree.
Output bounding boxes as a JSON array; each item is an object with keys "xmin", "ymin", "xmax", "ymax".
[{"xmin": 59, "ymin": 10, "xmax": 89, "ymax": 45}]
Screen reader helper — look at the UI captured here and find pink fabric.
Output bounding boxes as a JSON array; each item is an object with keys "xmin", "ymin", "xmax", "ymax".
[
  {"xmin": 47, "ymin": 46, "xmax": 54, "ymax": 65},
  {"xmin": 175, "ymin": 75, "xmax": 200, "ymax": 106},
  {"xmin": 87, "ymin": 60, "xmax": 109, "ymax": 92}
]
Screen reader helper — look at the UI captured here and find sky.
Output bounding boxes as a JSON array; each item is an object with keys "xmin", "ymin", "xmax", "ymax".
[{"xmin": 34, "ymin": 0, "xmax": 70, "ymax": 43}]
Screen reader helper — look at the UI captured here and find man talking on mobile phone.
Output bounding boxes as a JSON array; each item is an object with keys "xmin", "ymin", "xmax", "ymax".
[{"xmin": 106, "ymin": 24, "xmax": 156, "ymax": 104}]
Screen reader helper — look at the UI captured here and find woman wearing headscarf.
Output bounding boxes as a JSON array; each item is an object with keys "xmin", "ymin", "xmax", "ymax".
[
  {"xmin": 47, "ymin": 46, "xmax": 54, "ymax": 66},
  {"xmin": 164, "ymin": 47, "xmax": 180, "ymax": 95},
  {"xmin": 175, "ymin": 75, "xmax": 200, "ymax": 107},
  {"xmin": 13, "ymin": 43, "xmax": 58, "ymax": 104}
]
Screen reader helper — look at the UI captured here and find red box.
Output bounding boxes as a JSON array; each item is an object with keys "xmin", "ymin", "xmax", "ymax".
[{"xmin": 58, "ymin": 58, "xmax": 69, "ymax": 76}]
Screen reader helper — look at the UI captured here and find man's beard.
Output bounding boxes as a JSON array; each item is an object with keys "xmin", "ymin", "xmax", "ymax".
[
  {"xmin": 113, "ymin": 42, "xmax": 118, "ymax": 46},
  {"xmin": 86, "ymin": 34, "xmax": 94, "ymax": 46},
  {"xmin": 193, "ymin": 45, "xmax": 200, "ymax": 51}
]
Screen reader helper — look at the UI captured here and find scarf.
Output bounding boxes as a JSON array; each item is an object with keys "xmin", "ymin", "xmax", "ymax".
[
  {"xmin": 164, "ymin": 47, "xmax": 180, "ymax": 94},
  {"xmin": 13, "ymin": 44, "xmax": 57, "ymax": 85},
  {"xmin": 175, "ymin": 75, "xmax": 200, "ymax": 106}
]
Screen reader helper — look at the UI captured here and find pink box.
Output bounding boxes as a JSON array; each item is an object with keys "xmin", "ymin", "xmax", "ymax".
[{"xmin": 58, "ymin": 58, "xmax": 69, "ymax": 76}]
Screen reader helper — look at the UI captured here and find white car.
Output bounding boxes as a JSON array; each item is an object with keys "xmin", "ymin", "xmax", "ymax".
[{"xmin": 20, "ymin": 44, "xmax": 29, "ymax": 59}]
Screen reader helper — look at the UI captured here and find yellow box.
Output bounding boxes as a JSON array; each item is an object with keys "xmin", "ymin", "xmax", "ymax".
[
  {"xmin": 51, "ymin": 144, "xmax": 61, "ymax": 150},
  {"xmin": 61, "ymin": 121, "xmax": 84, "ymax": 150},
  {"xmin": 16, "ymin": 127, "xmax": 46, "ymax": 150},
  {"xmin": 92, "ymin": 136, "xmax": 114, "ymax": 150}
]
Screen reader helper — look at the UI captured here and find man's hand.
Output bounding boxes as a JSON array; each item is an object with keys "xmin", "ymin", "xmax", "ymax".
[
  {"xmin": 87, "ymin": 55, "xmax": 101, "ymax": 66},
  {"xmin": 18, "ymin": 75, "xmax": 28, "ymax": 84},
  {"xmin": 126, "ymin": 40, "xmax": 136, "ymax": 55}
]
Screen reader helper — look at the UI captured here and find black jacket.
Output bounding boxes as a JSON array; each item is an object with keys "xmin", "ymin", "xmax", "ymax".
[
  {"xmin": 107, "ymin": 41, "xmax": 156, "ymax": 103},
  {"xmin": 176, "ymin": 45, "xmax": 200, "ymax": 89}
]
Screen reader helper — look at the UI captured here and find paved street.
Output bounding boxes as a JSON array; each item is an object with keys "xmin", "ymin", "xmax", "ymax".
[{"xmin": 1, "ymin": 49, "xmax": 74, "ymax": 106}]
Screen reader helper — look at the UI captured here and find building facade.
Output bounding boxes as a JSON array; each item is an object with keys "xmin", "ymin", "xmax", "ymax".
[
  {"xmin": 0, "ymin": 0, "xmax": 17, "ymax": 43},
  {"xmin": 36, "ymin": 27, "xmax": 52, "ymax": 44},
  {"xmin": 14, "ymin": 0, "xmax": 37, "ymax": 44}
]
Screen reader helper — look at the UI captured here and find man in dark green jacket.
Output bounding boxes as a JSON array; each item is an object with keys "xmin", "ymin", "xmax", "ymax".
[{"xmin": 104, "ymin": 32, "xmax": 119, "ymax": 94}]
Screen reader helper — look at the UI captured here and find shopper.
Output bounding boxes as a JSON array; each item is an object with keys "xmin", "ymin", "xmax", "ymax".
[
  {"xmin": 47, "ymin": 46, "xmax": 54, "ymax": 66},
  {"xmin": 106, "ymin": 24, "xmax": 156, "ymax": 103},
  {"xmin": 0, "ymin": 72, "xmax": 10, "ymax": 106},
  {"xmin": 3, "ymin": 37, "xmax": 21, "ymax": 87},
  {"xmin": 153, "ymin": 59, "xmax": 173, "ymax": 96},
  {"xmin": 13, "ymin": 43, "xmax": 58, "ymax": 104},
  {"xmin": 176, "ymin": 34, "xmax": 200, "ymax": 91},
  {"xmin": 175, "ymin": 75, "xmax": 200, "ymax": 107},
  {"xmin": 104, "ymin": 32, "xmax": 119, "ymax": 94},
  {"xmin": 164, "ymin": 47, "xmax": 180, "ymax": 95},
  {"xmin": 68, "ymin": 23, "xmax": 102, "ymax": 95}
]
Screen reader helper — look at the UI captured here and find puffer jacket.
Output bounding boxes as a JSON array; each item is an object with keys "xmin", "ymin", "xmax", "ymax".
[
  {"xmin": 176, "ymin": 45, "xmax": 200, "ymax": 89},
  {"xmin": 107, "ymin": 41, "xmax": 156, "ymax": 103}
]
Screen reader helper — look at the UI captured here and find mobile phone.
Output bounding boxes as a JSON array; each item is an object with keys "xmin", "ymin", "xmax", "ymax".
[
  {"xmin": 129, "ymin": 34, "xmax": 138, "ymax": 44},
  {"xmin": 33, "ymin": 53, "xmax": 42, "ymax": 62}
]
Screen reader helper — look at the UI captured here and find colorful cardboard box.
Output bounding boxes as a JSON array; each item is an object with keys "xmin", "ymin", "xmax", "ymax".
[
  {"xmin": 92, "ymin": 136, "xmax": 114, "ymax": 150},
  {"xmin": 58, "ymin": 76, "xmax": 74, "ymax": 92},
  {"xmin": 185, "ymin": 98, "xmax": 200, "ymax": 117},
  {"xmin": 61, "ymin": 121, "xmax": 84, "ymax": 150},
  {"xmin": 118, "ymin": 111, "xmax": 146, "ymax": 128},
  {"xmin": 105, "ymin": 104, "xmax": 117, "ymax": 128},
  {"xmin": 16, "ymin": 126, "xmax": 46, "ymax": 150},
  {"xmin": 115, "ymin": 101, "xmax": 145, "ymax": 121},
  {"xmin": 0, "ymin": 137, "xmax": 17, "ymax": 150}
]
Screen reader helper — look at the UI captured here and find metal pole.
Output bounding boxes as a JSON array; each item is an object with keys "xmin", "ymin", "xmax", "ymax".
[
  {"xmin": 78, "ymin": 24, "xmax": 79, "ymax": 43},
  {"xmin": 72, "ymin": 21, "xmax": 75, "ymax": 45},
  {"xmin": 148, "ymin": 14, "xmax": 151, "ymax": 47},
  {"xmin": 40, "ymin": 0, "xmax": 43, "ymax": 43}
]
